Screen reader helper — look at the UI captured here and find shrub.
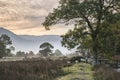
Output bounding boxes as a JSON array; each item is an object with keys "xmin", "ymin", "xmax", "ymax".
[{"xmin": 93, "ymin": 65, "xmax": 120, "ymax": 80}]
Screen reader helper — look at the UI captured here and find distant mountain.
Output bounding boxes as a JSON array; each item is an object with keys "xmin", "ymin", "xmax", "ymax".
[{"xmin": 0, "ymin": 28, "xmax": 71, "ymax": 54}]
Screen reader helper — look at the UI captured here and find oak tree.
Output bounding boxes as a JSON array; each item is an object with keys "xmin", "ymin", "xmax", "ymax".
[
  {"xmin": 39, "ymin": 42, "xmax": 54, "ymax": 57},
  {"xmin": 43, "ymin": 0, "xmax": 120, "ymax": 64}
]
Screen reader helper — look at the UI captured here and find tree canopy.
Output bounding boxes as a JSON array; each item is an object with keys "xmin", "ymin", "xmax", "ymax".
[
  {"xmin": 0, "ymin": 34, "xmax": 13, "ymax": 58},
  {"xmin": 43, "ymin": 0, "xmax": 120, "ymax": 64},
  {"xmin": 53, "ymin": 49, "xmax": 63, "ymax": 56},
  {"xmin": 16, "ymin": 51, "xmax": 25, "ymax": 57},
  {"xmin": 39, "ymin": 42, "xmax": 54, "ymax": 57}
]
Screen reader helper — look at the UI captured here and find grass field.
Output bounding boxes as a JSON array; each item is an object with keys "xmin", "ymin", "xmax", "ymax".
[
  {"xmin": 0, "ymin": 59, "xmax": 67, "ymax": 80},
  {"xmin": 55, "ymin": 63, "xmax": 94, "ymax": 80}
]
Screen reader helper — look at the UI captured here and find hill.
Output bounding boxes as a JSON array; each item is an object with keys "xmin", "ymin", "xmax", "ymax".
[{"xmin": 0, "ymin": 27, "xmax": 70, "ymax": 54}]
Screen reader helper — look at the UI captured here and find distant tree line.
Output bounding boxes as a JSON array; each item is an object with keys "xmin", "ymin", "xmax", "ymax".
[{"xmin": 0, "ymin": 34, "xmax": 63, "ymax": 58}]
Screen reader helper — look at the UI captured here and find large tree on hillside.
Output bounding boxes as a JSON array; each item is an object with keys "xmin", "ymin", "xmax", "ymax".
[
  {"xmin": 0, "ymin": 34, "xmax": 12, "ymax": 58},
  {"xmin": 39, "ymin": 42, "xmax": 54, "ymax": 57},
  {"xmin": 43, "ymin": 0, "xmax": 120, "ymax": 64}
]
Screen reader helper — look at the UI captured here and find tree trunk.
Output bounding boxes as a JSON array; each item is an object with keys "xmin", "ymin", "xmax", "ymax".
[
  {"xmin": 93, "ymin": 44, "xmax": 98, "ymax": 65},
  {"xmin": 92, "ymin": 35, "xmax": 99, "ymax": 65}
]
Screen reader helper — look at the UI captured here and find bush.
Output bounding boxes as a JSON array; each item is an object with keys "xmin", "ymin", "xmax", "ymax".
[{"xmin": 93, "ymin": 65, "xmax": 120, "ymax": 80}]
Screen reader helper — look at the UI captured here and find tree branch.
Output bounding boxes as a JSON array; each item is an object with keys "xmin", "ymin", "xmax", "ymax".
[
  {"xmin": 95, "ymin": 0, "xmax": 104, "ymax": 34},
  {"xmin": 104, "ymin": 0, "xmax": 114, "ymax": 12},
  {"xmin": 81, "ymin": 14, "xmax": 94, "ymax": 33}
]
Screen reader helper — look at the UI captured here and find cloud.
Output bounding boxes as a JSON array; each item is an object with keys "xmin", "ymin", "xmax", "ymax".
[
  {"xmin": 0, "ymin": 0, "xmax": 74, "ymax": 35},
  {"xmin": 12, "ymin": 24, "xmax": 74, "ymax": 36},
  {"xmin": 0, "ymin": 0, "xmax": 59, "ymax": 28}
]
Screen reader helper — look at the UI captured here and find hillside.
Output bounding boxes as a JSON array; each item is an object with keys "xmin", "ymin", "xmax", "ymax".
[{"xmin": 0, "ymin": 28, "xmax": 70, "ymax": 54}]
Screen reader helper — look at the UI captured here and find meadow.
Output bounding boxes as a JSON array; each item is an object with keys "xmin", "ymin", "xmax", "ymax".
[
  {"xmin": 0, "ymin": 58, "xmax": 68, "ymax": 80},
  {"xmin": 0, "ymin": 57, "xmax": 120, "ymax": 80}
]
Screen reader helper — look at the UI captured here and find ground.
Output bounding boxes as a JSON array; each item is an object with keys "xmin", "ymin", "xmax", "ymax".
[{"xmin": 55, "ymin": 63, "xmax": 93, "ymax": 80}]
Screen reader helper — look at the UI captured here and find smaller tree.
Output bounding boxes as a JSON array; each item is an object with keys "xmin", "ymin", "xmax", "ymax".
[
  {"xmin": 53, "ymin": 49, "xmax": 63, "ymax": 57},
  {"xmin": 16, "ymin": 51, "xmax": 25, "ymax": 57},
  {"xmin": 39, "ymin": 42, "xmax": 54, "ymax": 57},
  {"xmin": 6, "ymin": 46, "xmax": 15, "ymax": 57},
  {"xmin": 0, "ymin": 41, "xmax": 5, "ymax": 58},
  {"xmin": 0, "ymin": 34, "xmax": 13, "ymax": 58},
  {"xmin": 28, "ymin": 51, "xmax": 35, "ymax": 56}
]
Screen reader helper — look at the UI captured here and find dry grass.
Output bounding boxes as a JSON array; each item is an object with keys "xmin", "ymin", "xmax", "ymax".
[{"xmin": 0, "ymin": 58, "xmax": 67, "ymax": 80}]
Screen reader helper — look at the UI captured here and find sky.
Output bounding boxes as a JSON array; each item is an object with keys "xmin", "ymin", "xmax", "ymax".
[{"xmin": 0, "ymin": 0, "xmax": 74, "ymax": 35}]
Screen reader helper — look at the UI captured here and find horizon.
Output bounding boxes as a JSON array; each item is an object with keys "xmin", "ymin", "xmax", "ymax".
[
  {"xmin": 0, "ymin": 27, "xmax": 75, "ymax": 54},
  {"xmin": 0, "ymin": 27, "xmax": 70, "ymax": 36},
  {"xmin": 0, "ymin": 0, "xmax": 74, "ymax": 35}
]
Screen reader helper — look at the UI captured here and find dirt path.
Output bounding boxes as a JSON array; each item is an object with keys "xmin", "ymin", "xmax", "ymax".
[{"xmin": 55, "ymin": 63, "xmax": 93, "ymax": 80}]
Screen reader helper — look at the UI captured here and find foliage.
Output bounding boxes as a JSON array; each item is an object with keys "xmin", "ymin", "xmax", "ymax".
[
  {"xmin": 53, "ymin": 49, "xmax": 63, "ymax": 56},
  {"xmin": 43, "ymin": 0, "xmax": 120, "ymax": 64},
  {"xmin": 93, "ymin": 65, "xmax": 120, "ymax": 80},
  {"xmin": 6, "ymin": 46, "xmax": 15, "ymax": 57},
  {"xmin": 96, "ymin": 22, "xmax": 120, "ymax": 58},
  {"xmin": 61, "ymin": 27, "xmax": 92, "ymax": 51},
  {"xmin": 28, "ymin": 51, "xmax": 35, "ymax": 56},
  {"xmin": 0, "ymin": 34, "xmax": 13, "ymax": 58},
  {"xmin": 39, "ymin": 42, "xmax": 54, "ymax": 57},
  {"xmin": 16, "ymin": 51, "xmax": 25, "ymax": 57}
]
